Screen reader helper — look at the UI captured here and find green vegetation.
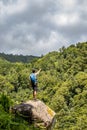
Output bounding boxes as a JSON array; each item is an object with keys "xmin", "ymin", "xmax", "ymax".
[
  {"xmin": 0, "ymin": 42, "xmax": 87, "ymax": 130},
  {"xmin": 0, "ymin": 53, "xmax": 39, "ymax": 63}
]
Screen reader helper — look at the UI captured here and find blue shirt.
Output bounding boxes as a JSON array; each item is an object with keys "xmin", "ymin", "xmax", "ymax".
[{"xmin": 30, "ymin": 73, "xmax": 37, "ymax": 84}]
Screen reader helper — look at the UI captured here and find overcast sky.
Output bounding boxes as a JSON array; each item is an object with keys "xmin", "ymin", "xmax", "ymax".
[{"xmin": 0, "ymin": 0, "xmax": 87, "ymax": 56}]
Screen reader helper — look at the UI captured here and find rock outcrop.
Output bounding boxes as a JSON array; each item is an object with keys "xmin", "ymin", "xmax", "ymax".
[{"xmin": 12, "ymin": 99, "xmax": 56, "ymax": 129}]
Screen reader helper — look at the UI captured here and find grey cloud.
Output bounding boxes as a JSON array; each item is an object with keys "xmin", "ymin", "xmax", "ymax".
[
  {"xmin": 0, "ymin": 0, "xmax": 11, "ymax": 5},
  {"xmin": 0, "ymin": 0, "xmax": 87, "ymax": 56}
]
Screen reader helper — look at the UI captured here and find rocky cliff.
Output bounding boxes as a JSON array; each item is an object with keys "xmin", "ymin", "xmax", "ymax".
[{"xmin": 12, "ymin": 99, "xmax": 56, "ymax": 130}]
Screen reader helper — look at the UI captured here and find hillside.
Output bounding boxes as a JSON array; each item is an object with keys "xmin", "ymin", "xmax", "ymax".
[
  {"xmin": 0, "ymin": 42, "xmax": 87, "ymax": 130},
  {"xmin": 0, "ymin": 53, "xmax": 40, "ymax": 63}
]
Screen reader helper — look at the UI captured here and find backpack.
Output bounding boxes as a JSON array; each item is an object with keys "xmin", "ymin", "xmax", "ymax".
[{"xmin": 30, "ymin": 73, "xmax": 37, "ymax": 84}]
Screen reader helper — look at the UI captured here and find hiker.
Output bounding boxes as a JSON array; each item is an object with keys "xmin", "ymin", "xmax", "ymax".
[{"xmin": 30, "ymin": 69, "xmax": 41, "ymax": 100}]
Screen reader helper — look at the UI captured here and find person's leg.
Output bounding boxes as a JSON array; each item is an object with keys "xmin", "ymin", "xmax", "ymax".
[
  {"xmin": 33, "ymin": 90, "xmax": 37, "ymax": 99},
  {"xmin": 33, "ymin": 85, "xmax": 37, "ymax": 100}
]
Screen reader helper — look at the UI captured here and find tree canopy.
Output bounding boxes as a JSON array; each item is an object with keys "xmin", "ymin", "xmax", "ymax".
[{"xmin": 0, "ymin": 42, "xmax": 87, "ymax": 130}]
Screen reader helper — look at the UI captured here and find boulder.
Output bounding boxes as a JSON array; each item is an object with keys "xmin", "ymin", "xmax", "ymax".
[{"xmin": 12, "ymin": 99, "xmax": 56, "ymax": 129}]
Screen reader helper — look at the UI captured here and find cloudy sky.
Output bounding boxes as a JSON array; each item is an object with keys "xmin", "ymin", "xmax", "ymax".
[{"xmin": 0, "ymin": 0, "xmax": 87, "ymax": 56}]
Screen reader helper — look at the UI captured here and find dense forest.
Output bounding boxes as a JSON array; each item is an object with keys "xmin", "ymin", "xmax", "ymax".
[
  {"xmin": 0, "ymin": 53, "xmax": 39, "ymax": 63},
  {"xmin": 0, "ymin": 42, "xmax": 87, "ymax": 130}
]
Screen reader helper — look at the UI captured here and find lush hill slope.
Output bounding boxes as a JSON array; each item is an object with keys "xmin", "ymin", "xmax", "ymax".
[
  {"xmin": 0, "ymin": 42, "xmax": 87, "ymax": 130},
  {"xmin": 0, "ymin": 53, "xmax": 39, "ymax": 63}
]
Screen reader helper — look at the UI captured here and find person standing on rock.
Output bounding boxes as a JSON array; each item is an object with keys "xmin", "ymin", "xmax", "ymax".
[{"xmin": 30, "ymin": 68, "xmax": 41, "ymax": 100}]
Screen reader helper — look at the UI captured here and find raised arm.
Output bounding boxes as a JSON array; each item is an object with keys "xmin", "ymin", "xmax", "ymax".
[{"xmin": 35, "ymin": 69, "xmax": 41, "ymax": 76}]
